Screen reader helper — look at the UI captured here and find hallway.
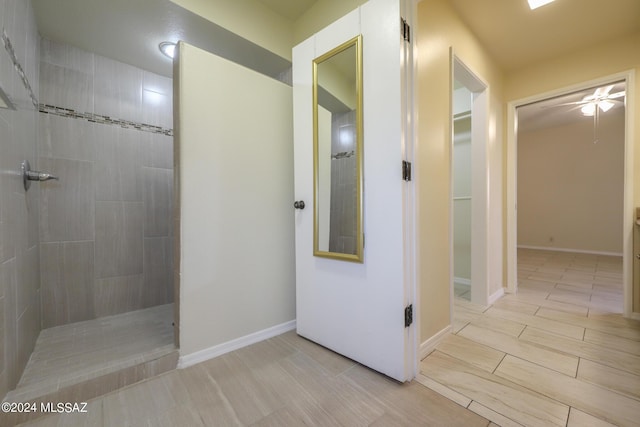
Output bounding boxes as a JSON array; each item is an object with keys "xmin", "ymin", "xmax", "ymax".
[{"xmin": 419, "ymin": 249, "xmax": 640, "ymax": 426}]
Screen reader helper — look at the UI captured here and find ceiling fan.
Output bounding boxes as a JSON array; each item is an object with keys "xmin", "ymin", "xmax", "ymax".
[
  {"xmin": 550, "ymin": 85, "xmax": 625, "ymax": 115},
  {"xmin": 548, "ymin": 85, "xmax": 626, "ymax": 143}
]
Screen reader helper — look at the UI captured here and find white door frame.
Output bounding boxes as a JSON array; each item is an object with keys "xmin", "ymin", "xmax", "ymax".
[
  {"xmin": 505, "ymin": 70, "xmax": 637, "ymax": 319},
  {"xmin": 450, "ymin": 53, "xmax": 491, "ymax": 308}
]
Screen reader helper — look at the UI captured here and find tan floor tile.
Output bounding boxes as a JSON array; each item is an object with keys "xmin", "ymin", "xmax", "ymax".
[
  {"xmin": 458, "ymin": 324, "xmax": 578, "ymax": 377},
  {"xmin": 490, "ymin": 299, "xmax": 539, "ymax": 316},
  {"xmin": 495, "ymin": 355, "xmax": 640, "ymax": 427},
  {"xmin": 471, "ymin": 315, "xmax": 527, "ymax": 337},
  {"xmin": 486, "ymin": 307, "xmax": 585, "ymax": 339},
  {"xmin": 501, "ymin": 293, "xmax": 589, "ymax": 316},
  {"xmin": 421, "ymin": 351, "xmax": 569, "ymax": 427},
  {"xmin": 537, "ymin": 308, "xmax": 640, "ymax": 341},
  {"xmin": 436, "ymin": 334, "xmax": 506, "ymax": 372},
  {"xmin": 567, "ymin": 408, "xmax": 617, "ymax": 427},
  {"xmin": 414, "ymin": 374, "xmax": 472, "ymax": 407},
  {"xmin": 345, "ymin": 364, "xmax": 489, "ymax": 427},
  {"xmin": 519, "ymin": 327, "xmax": 640, "ymax": 376},
  {"xmin": 468, "ymin": 401, "xmax": 524, "ymax": 427},
  {"xmin": 577, "ymin": 358, "xmax": 640, "ymax": 400},
  {"xmin": 583, "ymin": 329, "xmax": 640, "ymax": 356}
]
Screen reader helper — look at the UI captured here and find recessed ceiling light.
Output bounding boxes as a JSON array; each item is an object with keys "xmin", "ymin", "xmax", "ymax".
[
  {"xmin": 159, "ymin": 42, "xmax": 176, "ymax": 59},
  {"xmin": 528, "ymin": 0, "xmax": 555, "ymax": 10}
]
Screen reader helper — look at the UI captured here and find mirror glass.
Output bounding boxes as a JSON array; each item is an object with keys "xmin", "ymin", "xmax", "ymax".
[{"xmin": 313, "ymin": 35, "xmax": 363, "ymax": 262}]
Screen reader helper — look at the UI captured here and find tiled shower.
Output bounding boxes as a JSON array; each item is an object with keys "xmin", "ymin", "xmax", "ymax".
[
  {"xmin": 0, "ymin": 0, "xmax": 175, "ymax": 403},
  {"xmin": 38, "ymin": 38, "xmax": 174, "ymax": 327}
]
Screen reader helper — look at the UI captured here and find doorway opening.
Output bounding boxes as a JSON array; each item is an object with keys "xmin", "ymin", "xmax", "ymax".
[
  {"xmin": 506, "ymin": 72, "xmax": 634, "ymax": 318},
  {"xmin": 451, "ymin": 56, "xmax": 490, "ymax": 310}
]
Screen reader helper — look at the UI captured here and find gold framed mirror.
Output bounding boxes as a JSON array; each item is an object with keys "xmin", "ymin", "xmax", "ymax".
[{"xmin": 313, "ymin": 35, "xmax": 363, "ymax": 262}]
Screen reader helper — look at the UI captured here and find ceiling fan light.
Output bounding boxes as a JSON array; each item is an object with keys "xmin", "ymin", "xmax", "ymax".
[
  {"xmin": 527, "ymin": 0, "xmax": 555, "ymax": 10},
  {"xmin": 598, "ymin": 100, "xmax": 614, "ymax": 112},
  {"xmin": 581, "ymin": 103, "xmax": 596, "ymax": 116}
]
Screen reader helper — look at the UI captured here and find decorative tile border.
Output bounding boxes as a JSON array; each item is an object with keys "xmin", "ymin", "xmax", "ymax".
[
  {"xmin": 2, "ymin": 29, "xmax": 38, "ymax": 108},
  {"xmin": 332, "ymin": 150, "xmax": 355, "ymax": 160},
  {"xmin": 2, "ymin": 28, "xmax": 173, "ymax": 136},
  {"xmin": 38, "ymin": 104, "xmax": 174, "ymax": 136}
]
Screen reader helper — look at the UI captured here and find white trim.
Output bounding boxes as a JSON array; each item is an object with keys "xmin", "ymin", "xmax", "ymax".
[
  {"xmin": 517, "ymin": 245, "xmax": 623, "ymax": 257},
  {"xmin": 177, "ymin": 320, "xmax": 296, "ymax": 369},
  {"xmin": 506, "ymin": 70, "xmax": 635, "ymax": 317},
  {"xmin": 488, "ymin": 287, "xmax": 505, "ymax": 305},
  {"xmin": 401, "ymin": 0, "xmax": 419, "ymax": 382},
  {"xmin": 419, "ymin": 325, "xmax": 452, "ymax": 360},
  {"xmin": 454, "ymin": 277, "xmax": 471, "ymax": 286}
]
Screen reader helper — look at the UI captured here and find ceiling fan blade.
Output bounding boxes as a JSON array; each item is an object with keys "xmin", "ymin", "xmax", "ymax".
[
  {"xmin": 542, "ymin": 100, "xmax": 587, "ymax": 108},
  {"xmin": 595, "ymin": 85, "xmax": 614, "ymax": 97},
  {"xmin": 607, "ymin": 91, "xmax": 625, "ymax": 99}
]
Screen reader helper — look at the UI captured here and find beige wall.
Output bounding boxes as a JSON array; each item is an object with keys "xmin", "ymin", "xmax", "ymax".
[
  {"xmin": 518, "ymin": 112, "xmax": 625, "ymax": 254},
  {"xmin": 294, "ymin": 0, "xmax": 367, "ymax": 45},
  {"xmin": 416, "ymin": 0, "xmax": 504, "ymax": 341},
  {"xmin": 170, "ymin": 0, "xmax": 293, "ymax": 60}
]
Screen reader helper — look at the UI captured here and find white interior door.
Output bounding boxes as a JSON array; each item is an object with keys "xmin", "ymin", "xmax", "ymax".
[{"xmin": 292, "ymin": 0, "xmax": 415, "ymax": 382}]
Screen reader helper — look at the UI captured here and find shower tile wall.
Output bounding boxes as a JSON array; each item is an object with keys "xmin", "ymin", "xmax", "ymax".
[
  {"xmin": 329, "ymin": 110, "xmax": 357, "ymax": 255},
  {"xmin": 0, "ymin": 0, "xmax": 41, "ymax": 399},
  {"xmin": 38, "ymin": 38, "xmax": 174, "ymax": 328}
]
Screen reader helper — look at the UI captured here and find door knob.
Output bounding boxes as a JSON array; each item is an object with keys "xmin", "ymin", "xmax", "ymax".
[{"xmin": 294, "ymin": 200, "xmax": 305, "ymax": 210}]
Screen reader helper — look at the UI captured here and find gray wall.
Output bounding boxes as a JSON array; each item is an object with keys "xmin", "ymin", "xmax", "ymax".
[
  {"xmin": 0, "ymin": 0, "xmax": 41, "ymax": 400},
  {"xmin": 38, "ymin": 39, "xmax": 174, "ymax": 328},
  {"xmin": 518, "ymin": 110, "xmax": 625, "ymax": 254}
]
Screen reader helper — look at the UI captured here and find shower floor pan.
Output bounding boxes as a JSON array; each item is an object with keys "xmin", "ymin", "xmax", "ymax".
[{"xmin": 4, "ymin": 304, "xmax": 177, "ymax": 406}]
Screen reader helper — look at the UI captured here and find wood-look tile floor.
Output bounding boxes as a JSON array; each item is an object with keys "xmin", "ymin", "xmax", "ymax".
[
  {"xmin": 420, "ymin": 249, "xmax": 640, "ymax": 427},
  {"xmin": 18, "ymin": 330, "xmax": 490, "ymax": 427}
]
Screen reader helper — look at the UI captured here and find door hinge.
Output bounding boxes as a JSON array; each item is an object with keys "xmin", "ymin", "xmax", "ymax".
[
  {"xmin": 401, "ymin": 18, "xmax": 411, "ymax": 43},
  {"xmin": 402, "ymin": 160, "xmax": 412, "ymax": 182},
  {"xmin": 404, "ymin": 304, "xmax": 413, "ymax": 328}
]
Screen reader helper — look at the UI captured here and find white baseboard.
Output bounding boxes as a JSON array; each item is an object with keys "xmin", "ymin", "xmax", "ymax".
[
  {"xmin": 517, "ymin": 245, "xmax": 622, "ymax": 257},
  {"xmin": 627, "ymin": 312, "xmax": 640, "ymax": 321},
  {"xmin": 488, "ymin": 287, "xmax": 505, "ymax": 305},
  {"xmin": 453, "ymin": 277, "xmax": 471, "ymax": 286},
  {"xmin": 177, "ymin": 319, "xmax": 296, "ymax": 369},
  {"xmin": 419, "ymin": 325, "xmax": 452, "ymax": 360}
]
